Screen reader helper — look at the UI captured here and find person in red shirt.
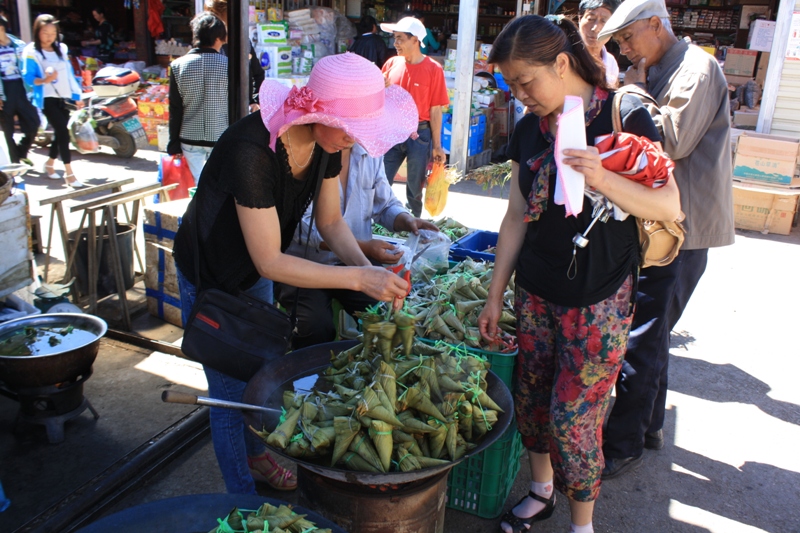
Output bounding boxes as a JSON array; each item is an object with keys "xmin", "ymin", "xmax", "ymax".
[{"xmin": 380, "ymin": 16, "xmax": 449, "ymax": 217}]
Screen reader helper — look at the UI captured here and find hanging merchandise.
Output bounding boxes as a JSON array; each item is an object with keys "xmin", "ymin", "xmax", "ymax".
[{"xmin": 148, "ymin": 0, "xmax": 165, "ymax": 38}]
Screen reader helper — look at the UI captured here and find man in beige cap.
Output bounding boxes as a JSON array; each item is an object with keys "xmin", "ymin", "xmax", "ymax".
[{"xmin": 597, "ymin": 0, "xmax": 734, "ymax": 479}]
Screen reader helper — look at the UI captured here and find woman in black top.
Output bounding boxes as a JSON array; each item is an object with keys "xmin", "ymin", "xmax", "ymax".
[
  {"xmin": 478, "ymin": 15, "xmax": 680, "ymax": 533},
  {"xmin": 172, "ymin": 53, "xmax": 418, "ymax": 496}
]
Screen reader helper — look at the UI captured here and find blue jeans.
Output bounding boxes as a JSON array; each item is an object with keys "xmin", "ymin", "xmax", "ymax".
[
  {"xmin": 603, "ymin": 249, "xmax": 708, "ymax": 459},
  {"xmin": 383, "ymin": 126, "xmax": 432, "ymax": 217},
  {"xmin": 177, "ymin": 268, "xmax": 273, "ymax": 494},
  {"xmin": 181, "ymin": 143, "xmax": 214, "ymax": 184}
]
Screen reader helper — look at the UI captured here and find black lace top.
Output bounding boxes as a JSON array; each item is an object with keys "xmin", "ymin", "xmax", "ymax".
[{"xmin": 173, "ymin": 113, "xmax": 342, "ymax": 293}]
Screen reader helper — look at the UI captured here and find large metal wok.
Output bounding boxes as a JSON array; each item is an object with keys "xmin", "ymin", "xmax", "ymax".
[{"xmin": 242, "ymin": 340, "xmax": 514, "ymax": 486}]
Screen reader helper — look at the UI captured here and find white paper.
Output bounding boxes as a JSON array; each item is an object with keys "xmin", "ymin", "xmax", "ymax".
[{"xmin": 554, "ymin": 95, "xmax": 587, "ymax": 217}]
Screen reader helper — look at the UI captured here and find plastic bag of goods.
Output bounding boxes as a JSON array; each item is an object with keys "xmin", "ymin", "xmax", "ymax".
[{"xmin": 68, "ymin": 110, "xmax": 99, "ymax": 154}]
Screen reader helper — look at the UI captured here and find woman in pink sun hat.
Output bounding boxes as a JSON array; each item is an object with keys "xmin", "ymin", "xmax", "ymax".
[{"xmin": 172, "ymin": 52, "xmax": 419, "ymax": 495}]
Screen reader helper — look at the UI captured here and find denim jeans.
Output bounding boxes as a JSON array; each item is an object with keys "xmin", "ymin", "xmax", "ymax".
[
  {"xmin": 603, "ymin": 249, "xmax": 708, "ymax": 459},
  {"xmin": 383, "ymin": 126, "xmax": 432, "ymax": 217},
  {"xmin": 177, "ymin": 268, "xmax": 273, "ymax": 494},
  {"xmin": 181, "ymin": 143, "xmax": 214, "ymax": 184}
]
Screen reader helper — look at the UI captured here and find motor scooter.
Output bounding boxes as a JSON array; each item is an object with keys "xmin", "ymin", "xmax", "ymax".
[{"xmin": 35, "ymin": 67, "xmax": 149, "ymax": 158}]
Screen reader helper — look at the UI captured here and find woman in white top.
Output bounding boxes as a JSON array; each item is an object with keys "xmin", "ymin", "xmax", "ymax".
[
  {"xmin": 22, "ymin": 15, "xmax": 85, "ymax": 187},
  {"xmin": 578, "ymin": 0, "xmax": 620, "ymax": 88}
]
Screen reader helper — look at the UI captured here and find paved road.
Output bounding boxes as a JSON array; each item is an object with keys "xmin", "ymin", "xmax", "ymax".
[{"xmin": 6, "ymin": 143, "xmax": 800, "ymax": 532}]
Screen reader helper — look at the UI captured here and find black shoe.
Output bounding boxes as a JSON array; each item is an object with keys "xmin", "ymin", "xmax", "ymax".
[
  {"xmin": 644, "ymin": 429, "xmax": 664, "ymax": 450},
  {"xmin": 500, "ymin": 490, "xmax": 556, "ymax": 532},
  {"xmin": 602, "ymin": 454, "xmax": 643, "ymax": 480}
]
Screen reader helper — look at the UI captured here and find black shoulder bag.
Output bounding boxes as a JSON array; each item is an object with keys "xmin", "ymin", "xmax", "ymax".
[{"xmin": 181, "ymin": 152, "xmax": 329, "ymax": 382}]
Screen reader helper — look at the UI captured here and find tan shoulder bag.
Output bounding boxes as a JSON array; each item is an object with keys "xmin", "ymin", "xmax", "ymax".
[{"xmin": 612, "ymin": 90, "xmax": 686, "ymax": 268}]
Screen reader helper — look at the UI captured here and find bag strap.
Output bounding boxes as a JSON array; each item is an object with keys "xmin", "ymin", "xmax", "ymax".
[{"xmin": 611, "ymin": 91, "xmax": 624, "ymax": 134}]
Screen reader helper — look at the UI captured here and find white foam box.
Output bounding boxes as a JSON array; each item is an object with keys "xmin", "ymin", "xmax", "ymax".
[
  {"xmin": 0, "ymin": 191, "xmax": 34, "ymax": 299},
  {"xmin": 145, "ymin": 241, "xmax": 178, "ymax": 295},
  {"xmin": 144, "ymin": 198, "xmax": 191, "ymax": 246},
  {"xmin": 747, "ymin": 20, "xmax": 775, "ymax": 52},
  {"xmin": 146, "ymin": 286, "xmax": 183, "ymax": 328},
  {"xmin": 732, "ymin": 185, "xmax": 799, "ymax": 235}
]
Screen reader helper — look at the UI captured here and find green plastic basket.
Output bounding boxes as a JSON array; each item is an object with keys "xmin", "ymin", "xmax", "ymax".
[
  {"xmin": 416, "ymin": 337, "xmax": 517, "ymax": 392},
  {"xmin": 446, "ymin": 422, "xmax": 524, "ymax": 518}
]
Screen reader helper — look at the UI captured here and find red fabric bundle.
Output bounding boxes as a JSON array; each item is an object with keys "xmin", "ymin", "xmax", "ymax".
[
  {"xmin": 595, "ymin": 132, "xmax": 674, "ymax": 189},
  {"xmin": 148, "ymin": 0, "xmax": 165, "ymax": 39}
]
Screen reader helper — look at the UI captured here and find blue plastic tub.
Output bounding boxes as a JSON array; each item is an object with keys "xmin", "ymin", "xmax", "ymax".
[{"xmin": 450, "ymin": 230, "xmax": 498, "ymax": 262}]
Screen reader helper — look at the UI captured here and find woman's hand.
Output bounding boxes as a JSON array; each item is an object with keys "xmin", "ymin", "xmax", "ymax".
[
  {"xmin": 75, "ymin": 100, "xmax": 85, "ymax": 110},
  {"xmin": 562, "ymin": 146, "xmax": 608, "ymax": 189},
  {"xmin": 478, "ymin": 298, "xmax": 503, "ymax": 344},
  {"xmin": 363, "ymin": 239, "xmax": 403, "ymax": 264},
  {"xmin": 357, "ymin": 266, "xmax": 408, "ymax": 304}
]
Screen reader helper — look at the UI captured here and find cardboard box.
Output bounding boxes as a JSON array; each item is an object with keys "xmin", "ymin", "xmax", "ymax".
[
  {"xmin": 747, "ymin": 19, "xmax": 775, "ymax": 52},
  {"xmin": 733, "ymin": 109, "xmax": 759, "ymax": 128},
  {"xmin": 493, "ymin": 106, "xmax": 510, "ymax": 136},
  {"xmin": 0, "ymin": 191, "xmax": 34, "ymax": 299},
  {"xmin": 144, "ymin": 198, "xmax": 191, "ymax": 246},
  {"xmin": 733, "ymin": 132, "xmax": 800, "ymax": 187},
  {"xmin": 755, "ymin": 52, "xmax": 769, "ymax": 88},
  {"xmin": 725, "ymin": 74, "xmax": 754, "ymax": 86},
  {"xmin": 724, "ymin": 48, "xmax": 757, "ymax": 77},
  {"xmin": 732, "ymin": 186, "xmax": 799, "ymax": 235}
]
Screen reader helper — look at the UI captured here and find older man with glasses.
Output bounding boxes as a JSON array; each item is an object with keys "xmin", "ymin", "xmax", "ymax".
[{"xmin": 597, "ymin": 0, "xmax": 735, "ymax": 479}]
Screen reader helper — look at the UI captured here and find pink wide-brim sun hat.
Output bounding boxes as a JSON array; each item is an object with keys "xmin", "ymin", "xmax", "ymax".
[{"xmin": 259, "ymin": 53, "xmax": 419, "ymax": 158}]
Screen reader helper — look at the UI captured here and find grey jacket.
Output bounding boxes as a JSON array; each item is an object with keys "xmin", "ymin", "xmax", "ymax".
[{"xmin": 647, "ymin": 40, "xmax": 735, "ymax": 250}]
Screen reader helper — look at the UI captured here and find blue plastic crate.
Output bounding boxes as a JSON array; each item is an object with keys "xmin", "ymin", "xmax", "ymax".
[
  {"xmin": 442, "ymin": 112, "xmax": 452, "ymax": 154},
  {"xmin": 450, "ymin": 230, "xmax": 498, "ymax": 262}
]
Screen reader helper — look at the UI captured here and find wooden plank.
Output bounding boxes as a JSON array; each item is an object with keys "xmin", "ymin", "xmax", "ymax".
[
  {"xmin": 38, "ymin": 178, "xmax": 135, "ymax": 206},
  {"xmin": 69, "ymin": 182, "xmax": 170, "ymax": 213}
]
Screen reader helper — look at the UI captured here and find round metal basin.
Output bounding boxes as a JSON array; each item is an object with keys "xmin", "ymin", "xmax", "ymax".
[
  {"xmin": 0, "ymin": 313, "xmax": 107, "ymax": 388},
  {"xmin": 243, "ymin": 340, "xmax": 514, "ymax": 486}
]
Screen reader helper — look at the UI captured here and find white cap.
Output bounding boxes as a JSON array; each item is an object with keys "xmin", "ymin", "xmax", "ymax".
[{"xmin": 380, "ymin": 17, "xmax": 427, "ymax": 48}]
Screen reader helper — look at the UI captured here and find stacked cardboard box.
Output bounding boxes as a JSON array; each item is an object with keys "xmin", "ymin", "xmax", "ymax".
[
  {"xmin": 732, "ymin": 132, "xmax": 800, "ymax": 235},
  {"xmin": 143, "ymin": 199, "xmax": 191, "ymax": 326}
]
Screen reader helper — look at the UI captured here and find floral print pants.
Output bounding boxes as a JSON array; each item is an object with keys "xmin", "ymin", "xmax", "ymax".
[{"xmin": 514, "ymin": 276, "xmax": 633, "ymax": 502}]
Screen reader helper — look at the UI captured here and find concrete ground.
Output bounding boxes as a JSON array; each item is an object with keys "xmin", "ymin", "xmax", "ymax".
[{"xmin": 1, "ymin": 142, "xmax": 799, "ymax": 532}]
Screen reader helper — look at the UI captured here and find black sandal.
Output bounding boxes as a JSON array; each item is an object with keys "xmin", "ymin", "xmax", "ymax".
[{"xmin": 500, "ymin": 491, "xmax": 556, "ymax": 532}]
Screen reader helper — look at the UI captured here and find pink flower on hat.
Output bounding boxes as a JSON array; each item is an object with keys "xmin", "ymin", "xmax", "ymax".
[{"xmin": 285, "ymin": 86, "xmax": 320, "ymax": 114}]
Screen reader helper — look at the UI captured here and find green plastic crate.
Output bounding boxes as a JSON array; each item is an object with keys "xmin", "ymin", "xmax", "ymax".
[
  {"xmin": 416, "ymin": 337, "xmax": 517, "ymax": 391},
  {"xmin": 446, "ymin": 422, "xmax": 525, "ymax": 518}
]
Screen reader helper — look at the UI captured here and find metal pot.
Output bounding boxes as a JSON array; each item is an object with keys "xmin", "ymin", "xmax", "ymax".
[
  {"xmin": 0, "ymin": 313, "xmax": 107, "ymax": 388},
  {"xmin": 242, "ymin": 340, "xmax": 514, "ymax": 486}
]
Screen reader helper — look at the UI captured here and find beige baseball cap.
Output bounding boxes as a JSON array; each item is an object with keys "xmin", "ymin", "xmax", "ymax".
[{"xmin": 598, "ymin": 0, "xmax": 669, "ymax": 41}]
